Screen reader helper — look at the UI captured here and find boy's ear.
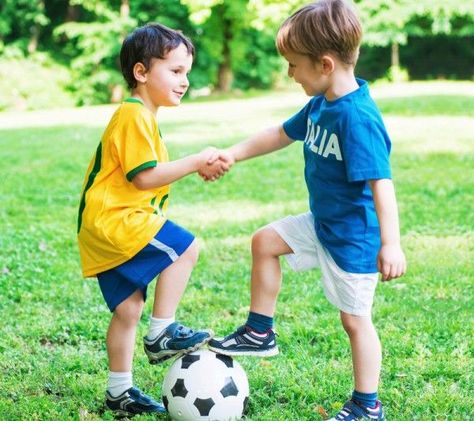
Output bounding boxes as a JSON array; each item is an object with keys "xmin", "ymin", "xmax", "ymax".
[
  {"xmin": 133, "ymin": 62, "xmax": 148, "ymax": 84},
  {"xmin": 320, "ymin": 55, "xmax": 335, "ymax": 75}
]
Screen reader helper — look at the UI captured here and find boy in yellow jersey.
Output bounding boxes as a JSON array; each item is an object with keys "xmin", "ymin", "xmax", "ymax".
[{"xmin": 77, "ymin": 23, "xmax": 226, "ymax": 417}]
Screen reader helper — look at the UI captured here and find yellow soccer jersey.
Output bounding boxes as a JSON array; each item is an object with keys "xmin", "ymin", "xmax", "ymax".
[{"xmin": 77, "ymin": 98, "xmax": 170, "ymax": 277}]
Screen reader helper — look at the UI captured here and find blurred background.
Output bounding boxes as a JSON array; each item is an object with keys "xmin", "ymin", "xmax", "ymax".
[{"xmin": 0, "ymin": 0, "xmax": 473, "ymax": 111}]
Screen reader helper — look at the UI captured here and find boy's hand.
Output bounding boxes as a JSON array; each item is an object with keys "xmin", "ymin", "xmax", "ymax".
[
  {"xmin": 377, "ymin": 243, "xmax": 406, "ymax": 281},
  {"xmin": 196, "ymin": 147, "xmax": 220, "ymax": 167},
  {"xmin": 198, "ymin": 149, "xmax": 235, "ymax": 181}
]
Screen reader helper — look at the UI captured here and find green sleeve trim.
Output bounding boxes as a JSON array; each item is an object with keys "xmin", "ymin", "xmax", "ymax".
[
  {"xmin": 126, "ymin": 160, "xmax": 157, "ymax": 181},
  {"xmin": 124, "ymin": 97, "xmax": 144, "ymax": 105}
]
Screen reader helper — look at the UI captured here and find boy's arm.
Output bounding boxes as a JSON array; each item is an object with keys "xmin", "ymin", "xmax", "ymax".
[
  {"xmin": 369, "ymin": 179, "xmax": 407, "ymax": 281},
  {"xmin": 199, "ymin": 125, "xmax": 292, "ymax": 180},
  {"xmin": 132, "ymin": 147, "xmax": 219, "ymax": 190},
  {"xmin": 226, "ymin": 124, "xmax": 292, "ymax": 163}
]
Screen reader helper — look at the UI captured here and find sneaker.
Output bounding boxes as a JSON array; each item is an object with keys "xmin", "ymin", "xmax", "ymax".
[
  {"xmin": 144, "ymin": 322, "xmax": 213, "ymax": 364},
  {"xmin": 327, "ymin": 399, "xmax": 385, "ymax": 420},
  {"xmin": 105, "ymin": 386, "xmax": 165, "ymax": 417},
  {"xmin": 208, "ymin": 325, "xmax": 278, "ymax": 357}
]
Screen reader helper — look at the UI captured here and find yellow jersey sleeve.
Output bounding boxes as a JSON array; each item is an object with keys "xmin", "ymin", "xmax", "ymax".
[{"xmin": 113, "ymin": 106, "xmax": 159, "ymax": 181}]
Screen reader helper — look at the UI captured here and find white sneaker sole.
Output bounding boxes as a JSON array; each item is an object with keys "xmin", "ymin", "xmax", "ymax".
[{"xmin": 207, "ymin": 345, "xmax": 279, "ymax": 357}]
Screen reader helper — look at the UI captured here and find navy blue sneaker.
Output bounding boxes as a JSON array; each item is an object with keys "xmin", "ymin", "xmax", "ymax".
[
  {"xmin": 328, "ymin": 399, "xmax": 385, "ymax": 420},
  {"xmin": 105, "ymin": 386, "xmax": 165, "ymax": 417},
  {"xmin": 208, "ymin": 325, "xmax": 278, "ymax": 357},
  {"xmin": 144, "ymin": 322, "xmax": 213, "ymax": 364}
]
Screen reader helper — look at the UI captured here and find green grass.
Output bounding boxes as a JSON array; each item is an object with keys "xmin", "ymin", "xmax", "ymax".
[{"xmin": 0, "ymin": 83, "xmax": 473, "ymax": 420}]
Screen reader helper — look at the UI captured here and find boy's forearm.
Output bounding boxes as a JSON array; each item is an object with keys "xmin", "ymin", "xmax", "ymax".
[
  {"xmin": 228, "ymin": 125, "xmax": 291, "ymax": 162},
  {"xmin": 132, "ymin": 154, "xmax": 200, "ymax": 190},
  {"xmin": 369, "ymin": 179, "xmax": 401, "ymax": 245}
]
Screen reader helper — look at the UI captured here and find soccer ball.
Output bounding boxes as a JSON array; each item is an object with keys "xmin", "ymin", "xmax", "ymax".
[{"xmin": 162, "ymin": 349, "xmax": 249, "ymax": 420}]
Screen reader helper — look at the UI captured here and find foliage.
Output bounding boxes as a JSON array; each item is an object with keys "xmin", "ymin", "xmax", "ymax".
[
  {"xmin": 0, "ymin": 0, "xmax": 472, "ymax": 108},
  {"xmin": 0, "ymin": 83, "xmax": 473, "ymax": 418},
  {"xmin": 0, "ymin": 54, "xmax": 75, "ymax": 111}
]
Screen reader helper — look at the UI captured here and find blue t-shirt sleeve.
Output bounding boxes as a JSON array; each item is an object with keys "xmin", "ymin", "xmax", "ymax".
[
  {"xmin": 282, "ymin": 99, "xmax": 314, "ymax": 141},
  {"xmin": 342, "ymin": 120, "xmax": 392, "ymax": 182}
]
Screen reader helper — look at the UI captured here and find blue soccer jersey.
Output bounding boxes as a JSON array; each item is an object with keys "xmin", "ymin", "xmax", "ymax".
[{"xmin": 283, "ymin": 79, "xmax": 392, "ymax": 273}]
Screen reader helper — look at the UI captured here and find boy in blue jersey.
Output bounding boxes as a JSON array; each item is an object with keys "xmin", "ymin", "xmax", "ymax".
[{"xmin": 204, "ymin": 1, "xmax": 406, "ymax": 419}]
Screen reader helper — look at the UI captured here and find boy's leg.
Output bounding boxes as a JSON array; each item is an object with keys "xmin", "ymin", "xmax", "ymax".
[
  {"xmin": 144, "ymin": 240, "xmax": 213, "ymax": 363},
  {"xmin": 327, "ymin": 311, "xmax": 384, "ymax": 420},
  {"xmin": 340, "ymin": 311, "xmax": 381, "ymax": 394},
  {"xmin": 107, "ymin": 289, "xmax": 144, "ymax": 373},
  {"xmin": 105, "ymin": 288, "xmax": 165, "ymax": 416},
  {"xmin": 209, "ymin": 226, "xmax": 293, "ymax": 356},
  {"xmin": 152, "ymin": 239, "xmax": 199, "ymax": 318},
  {"xmin": 249, "ymin": 227, "xmax": 294, "ymax": 317}
]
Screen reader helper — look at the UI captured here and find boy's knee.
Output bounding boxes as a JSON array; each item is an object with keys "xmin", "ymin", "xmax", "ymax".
[
  {"xmin": 183, "ymin": 240, "xmax": 199, "ymax": 266},
  {"xmin": 114, "ymin": 293, "xmax": 144, "ymax": 324},
  {"xmin": 340, "ymin": 312, "xmax": 371, "ymax": 336},
  {"xmin": 251, "ymin": 227, "xmax": 273, "ymax": 256}
]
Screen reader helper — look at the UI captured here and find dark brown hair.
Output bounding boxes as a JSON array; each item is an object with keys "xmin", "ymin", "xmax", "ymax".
[{"xmin": 120, "ymin": 23, "xmax": 194, "ymax": 89}]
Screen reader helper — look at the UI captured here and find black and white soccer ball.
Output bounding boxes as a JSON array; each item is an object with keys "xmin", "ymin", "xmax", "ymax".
[{"xmin": 162, "ymin": 349, "xmax": 249, "ymax": 420}]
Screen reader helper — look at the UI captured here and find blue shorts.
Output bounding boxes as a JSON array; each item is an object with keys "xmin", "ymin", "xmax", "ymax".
[{"xmin": 97, "ymin": 220, "xmax": 195, "ymax": 312}]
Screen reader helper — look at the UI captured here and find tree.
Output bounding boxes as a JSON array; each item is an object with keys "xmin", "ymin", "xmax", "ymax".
[
  {"xmin": 357, "ymin": 0, "xmax": 474, "ymax": 79},
  {"xmin": 54, "ymin": 0, "xmax": 136, "ymax": 104},
  {"xmin": 0, "ymin": 0, "xmax": 50, "ymax": 54}
]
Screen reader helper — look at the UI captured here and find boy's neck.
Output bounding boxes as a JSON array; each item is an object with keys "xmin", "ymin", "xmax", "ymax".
[
  {"xmin": 130, "ymin": 90, "xmax": 158, "ymax": 115},
  {"xmin": 324, "ymin": 67, "xmax": 359, "ymax": 101}
]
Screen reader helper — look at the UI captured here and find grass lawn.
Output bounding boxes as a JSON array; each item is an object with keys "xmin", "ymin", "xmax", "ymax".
[{"xmin": 0, "ymin": 82, "xmax": 473, "ymax": 420}]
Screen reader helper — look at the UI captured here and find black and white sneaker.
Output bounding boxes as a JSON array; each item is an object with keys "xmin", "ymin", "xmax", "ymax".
[
  {"xmin": 105, "ymin": 386, "xmax": 165, "ymax": 417},
  {"xmin": 208, "ymin": 325, "xmax": 278, "ymax": 357},
  {"xmin": 328, "ymin": 399, "xmax": 385, "ymax": 420},
  {"xmin": 144, "ymin": 322, "xmax": 213, "ymax": 364}
]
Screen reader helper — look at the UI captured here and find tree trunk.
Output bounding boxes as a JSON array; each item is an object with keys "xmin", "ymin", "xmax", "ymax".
[
  {"xmin": 65, "ymin": 3, "xmax": 80, "ymax": 22},
  {"xmin": 120, "ymin": 0, "xmax": 130, "ymax": 18},
  {"xmin": 391, "ymin": 42, "xmax": 399, "ymax": 68},
  {"xmin": 216, "ymin": 8, "xmax": 233, "ymax": 92},
  {"xmin": 27, "ymin": 25, "xmax": 40, "ymax": 54},
  {"xmin": 110, "ymin": 0, "xmax": 130, "ymax": 103}
]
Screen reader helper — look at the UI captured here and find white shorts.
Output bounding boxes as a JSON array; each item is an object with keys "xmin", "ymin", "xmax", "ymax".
[{"xmin": 269, "ymin": 212, "xmax": 379, "ymax": 316}]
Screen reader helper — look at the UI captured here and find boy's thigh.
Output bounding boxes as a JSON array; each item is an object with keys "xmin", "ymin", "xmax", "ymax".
[
  {"xmin": 98, "ymin": 220, "xmax": 195, "ymax": 311},
  {"xmin": 269, "ymin": 212, "xmax": 320, "ymax": 272},
  {"xmin": 316, "ymin": 244, "xmax": 378, "ymax": 316}
]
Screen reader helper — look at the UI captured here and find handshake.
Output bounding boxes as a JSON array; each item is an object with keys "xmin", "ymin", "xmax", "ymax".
[{"xmin": 196, "ymin": 147, "xmax": 235, "ymax": 182}]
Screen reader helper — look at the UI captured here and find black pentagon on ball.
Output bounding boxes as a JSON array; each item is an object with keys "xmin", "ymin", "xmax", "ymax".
[
  {"xmin": 216, "ymin": 353, "xmax": 234, "ymax": 368},
  {"xmin": 220, "ymin": 376, "xmax": 239, "ymax": 397},
  {"xmin": 171, "ymin": 378, "xmax": 188, "ymax": 398},
  {"xmin": 162, "ymin": 395, "xmax": 169, "ymax": 411},
  {"xmin": 243, "ymin": 396, "xmax": 249, "ymax": 414},
  {"xmin": 194, "ymin": 397, "xmax": 215, "ymax": 416},
  {"xmin": 181, "ymin": 353, "xmax": 201, "ymax": 369}
]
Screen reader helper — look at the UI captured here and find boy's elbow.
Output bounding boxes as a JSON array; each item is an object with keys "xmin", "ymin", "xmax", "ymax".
[{"xmin": 131, "ymin": 172, "xmax": 150, "ymax": 190}]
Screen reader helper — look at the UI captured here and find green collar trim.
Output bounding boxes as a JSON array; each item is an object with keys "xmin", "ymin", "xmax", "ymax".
[{"xmin": 124, "ymin": 97, "xmax": 144, "ymax": 105}]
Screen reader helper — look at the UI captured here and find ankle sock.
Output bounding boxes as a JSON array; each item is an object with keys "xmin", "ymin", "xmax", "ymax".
[
  {"xmin": 107, "ymin": 371, "xmax": 132, "ymax": 397},
  {"xmin": 246, "ymin": 311, "xmax": 273, "ymax": 334},
  {"xmin": 352, "ymin": 390, "xmax": 378, "ymax": 409},
  {"xmin": 147, "ymin": 316, "xmax": 175, "ymax": 340}
]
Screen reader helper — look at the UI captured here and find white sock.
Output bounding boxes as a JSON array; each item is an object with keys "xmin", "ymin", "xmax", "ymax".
[
  {"xmin": 147, "ymin": 316, "xmax": 175, "ymax": 340},
  {"xmin": 107, "ymin": 371, "xmax": 133, "ymax": 397}
]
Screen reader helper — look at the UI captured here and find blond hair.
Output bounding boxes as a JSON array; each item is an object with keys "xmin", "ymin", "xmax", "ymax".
[{"xmin": 276, "ymin": 0, "xmax": 362, "ymax": 65}]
